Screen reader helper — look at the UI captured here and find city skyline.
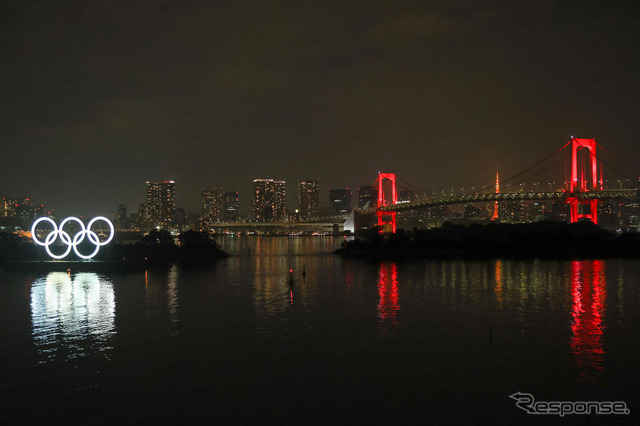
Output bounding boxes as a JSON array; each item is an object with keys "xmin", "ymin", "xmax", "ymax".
[{"xmin": 1, "ymin": 2, "xmax": 639, "ymax": 217}]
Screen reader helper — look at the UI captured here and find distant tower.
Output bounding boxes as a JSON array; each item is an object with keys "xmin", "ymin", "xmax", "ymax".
[
  {"xmin": 116, "ymin": 204, "xmax": 128, "ymax": 230},
  {"xmin": 202, "ymin": 187, "xmax": 225, "ymax": 223},
  {"xmin": 329, "ymin": 188, "xmax": 352, "ymax": 215},
  {"xmin": 146, "ymin": 180, "xmax": 176, "ymax": 229},
  {"xmin": 298, "ymin": 180, "xmax": 320, "ymax": 219},
  {"xmin": 492, "ymin": 171, "xmax": 500, "ymax": 220},
  {"xmin": 223, "ymin": 191, "xmax": 239, "ymax": 222},
  {"xmin": 358, "ymin": 186, "xmax": 375, "ymax": 208},
  {"xmin": 253, "ymin": 179, "xmax": 286, "ymax": 222}
]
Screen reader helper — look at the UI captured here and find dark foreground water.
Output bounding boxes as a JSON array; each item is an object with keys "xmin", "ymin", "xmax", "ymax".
[{"xmin": 1, "ymin": 237, "xmax": 639, "ymax": 424}]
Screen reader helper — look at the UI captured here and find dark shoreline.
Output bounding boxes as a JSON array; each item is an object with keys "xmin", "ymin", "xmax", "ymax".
[
  {"xmin": 0, "ymin": 229, "xmax": 230, "ymax": 272},
  {"xmin": 335, "ymin": 221, "xmax": 640, "ymax": 261}
]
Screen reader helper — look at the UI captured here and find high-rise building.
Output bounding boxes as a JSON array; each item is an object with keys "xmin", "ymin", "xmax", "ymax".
[
  {"xmin": 358, "ymin": 186, "xmax": 375, "ymax": 208},
  {"xmin": 298, "ymin": 180, "xmax": 319, "ymax": 219},
  {"xmin": 329, "ymin": 188, "xmax": 352, "ymax": 216},
  {"xmin": 139, "ymin": 203, "xmax": 150, "ymax": 223},
  {"xmin": 203, "ymin": 187, "xmax": 224, "ymax": 223},
  {"xmin": 146, "ymin": 180, "xmax": 176, "ymax": 229},
  {"xmin": 129, "ymin": 213, "xmax": 142, "ymax": 230},
  {"xmin": 223, "ymin": 192, "xmax": 239, "ymax": 222},
  {"xmin": 116, "ymin": 204, "xmax": 128, "ymax": 230},
  {"xmin": 175, "ymin": 207, "xmax": 187, "ymax": 228},
  {"xmin": 253, "ymin": 179, "xmax": 286, "ymax": 222}
]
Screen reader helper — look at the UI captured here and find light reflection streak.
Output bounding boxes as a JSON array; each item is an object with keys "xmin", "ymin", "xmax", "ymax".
[
  {"xmin": 377, "ymin": 262, "xmax": 400, "ymax": 336},
  {"xmin": 167, "ymin": 266, "xmax": 179, "ymax": 331},
  {"xmin": 494, "ymin": 259, "xmax": 503, "ymax": 307},
  {"xmin": 30, "ymin": 272, "xmax": 115, "ymax": 362},
  {"xmin": 569, "ymin": 260, "xmax": 607, "ymax": 382}
]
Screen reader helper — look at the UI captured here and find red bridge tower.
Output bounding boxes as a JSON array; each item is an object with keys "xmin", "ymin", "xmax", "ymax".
[
  {"xmin": 567, "ymin": 137, "xmax": 602, "ymax": 224},
  {"xmin": 376, "ymin": 172, "xmax": 397, "ymax": 233}
]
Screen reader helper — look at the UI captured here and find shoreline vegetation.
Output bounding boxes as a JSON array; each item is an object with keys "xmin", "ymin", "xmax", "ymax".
[
  {"xmin": 335, "ymin": 221, "xmax": 640, "ymax": 260},
  {"xmin": 0, "ymin": 230, "xmax": 229, "ymax": 272}
]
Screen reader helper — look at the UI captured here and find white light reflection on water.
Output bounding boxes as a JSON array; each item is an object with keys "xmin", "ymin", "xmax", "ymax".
[
  {"xmin": 30, "ymin": 272, "xmax": 115, "ymax": 362},
  {"xmin": 167, "ymin": 265, "xmax": 179, "ymax": 335}
]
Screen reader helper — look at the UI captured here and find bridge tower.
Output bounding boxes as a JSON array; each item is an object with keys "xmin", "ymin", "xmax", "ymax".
[
  {"xmin": 376, "ymin": 172, "xmax": 397, "ymax": 233},
  {"xmin": 491, "ymin": 171, "xmax": 500, "ymax": 220},
  {"xmin": 567, "ymin": 137, "xmax": 602, "ymax": 224}
]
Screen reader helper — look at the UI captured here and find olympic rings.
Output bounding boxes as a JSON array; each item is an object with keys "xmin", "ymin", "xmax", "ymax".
[{"xmin": 31, "ymin": 216, "xmax": 115, "ymax": 260}]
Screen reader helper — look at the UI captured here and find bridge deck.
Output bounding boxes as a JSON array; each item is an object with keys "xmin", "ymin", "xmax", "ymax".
[{"xmin": 368, "ymin": 190, "xmax": 638, "ymax": 213}]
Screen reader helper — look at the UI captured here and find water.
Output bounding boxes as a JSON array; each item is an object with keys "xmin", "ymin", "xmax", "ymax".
[{"xmin": 1, "ymin": 237, "xmax": 639, "ymax": 424}]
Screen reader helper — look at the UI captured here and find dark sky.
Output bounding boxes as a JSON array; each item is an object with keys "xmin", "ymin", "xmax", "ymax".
[{"xmin": 2, "ymin": 0, "xmax": 640, "ymax": 218}]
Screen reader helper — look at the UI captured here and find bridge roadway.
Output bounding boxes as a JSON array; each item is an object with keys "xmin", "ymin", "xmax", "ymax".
[
  {"xmin": 207, "ymin": 216, "xmax": 349, "ymax": 233},
  {"xmin": 367, "ymin": 189, "xmax": 639, "ymax": 213}
]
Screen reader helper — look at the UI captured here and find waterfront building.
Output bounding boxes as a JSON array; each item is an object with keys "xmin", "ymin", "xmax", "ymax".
[
  {"xmin": 329, "ymin": 188, "xmax": 352, "ymax": 216},
  {"xmin": 253, "ymin": 179, "xmax": 286, "ymax": 222},
  {"xmin": 358, "ymin": 186, "xmax": 375, "ymax": 208},
  {"xmin": 203, "ymin": 187, "xmax": 224, "ymax": 223},
  {"xmin": 116, "ymin": 204, "xmax": 128, "ymax": 230},
  {"xmin": 139, "ymin": 203, "xmax": 150, "ymax": 223},
  {"xmin": 146, "ymin": 180, "xmax": 176, "ymax": 229},
  {"xmin": 223, "ymin": 191, "xmax": 239, "ymax": 222},
  {"xmin": 175, "ymin": 207, "xmax": 187, "ymax": 228},
  {"xmin": 298, "ymin": 180, "xmax": 319, "ymax": 219}
]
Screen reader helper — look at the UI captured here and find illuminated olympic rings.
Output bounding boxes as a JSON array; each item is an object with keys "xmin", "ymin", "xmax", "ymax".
[{"xmin": 31, "ymin": 216, "xmax": 114, "ymax": 260}]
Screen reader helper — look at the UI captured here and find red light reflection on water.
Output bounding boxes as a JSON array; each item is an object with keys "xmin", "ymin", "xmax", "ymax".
[
  {"xmin": 570, "ymin": 260, "xmax": 607, "ymax": 381},
  {"xmin": 378, "ymin": 263, "xmax": 399, "ymax": 335},
  {"xmin": 494, "ymin": 260, "xmax": 503, "ymax": 307}
]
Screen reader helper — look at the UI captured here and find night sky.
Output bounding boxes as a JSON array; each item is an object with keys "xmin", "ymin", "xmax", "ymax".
[{"xmin": 2, "ymin": 1, "xmax": 639, "ymax": 218}]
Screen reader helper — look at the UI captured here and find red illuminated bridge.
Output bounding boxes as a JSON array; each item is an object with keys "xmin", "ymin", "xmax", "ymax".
[{"xmin": 363, "ymin": 138, "xmax": 640, "ymax": 232}]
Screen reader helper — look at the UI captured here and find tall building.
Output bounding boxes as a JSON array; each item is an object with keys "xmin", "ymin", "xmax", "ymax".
[
  {"xmin": 202, "ymin": 187, "xmax": 224, "ymax": 223},
  {"xmin": 139, "ymin": 203, "xmax": 150, "ymax": 223},
  {"xmin": 223, "ymin": 191, "xmax": 239, "ymax": 222},
  {"xmin": 175, "ymin": 207, "xmax": 187, "ymax": 228},
  {"xmin": 298, "ymin": 180, "xmax": 319, "ymax": 219},
  {"xmin": 253, "ymin": 179, "xmax": 286, "ymax": 222},
  {"xmin": 116, "ymin": 204, "xmax": 128, "ymax": 230},
  {"xmin": 358, "ymin": 186, "xmax": 375, "ymax": 208},
  {"xmin": 146, "ymin": 180, "xmax": 176, "ymax": 229},
  {"xmin": 329, "ymin": 188, "xmax": 352, "ymax": 215}
]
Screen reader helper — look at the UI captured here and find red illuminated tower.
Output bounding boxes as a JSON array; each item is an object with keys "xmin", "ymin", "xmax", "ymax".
[
  {"xmin": 491, "ymin": 171, "xmax": 499, "ymax": 220},
  {"xmin": 376, "ymin": 172, "xmax": 397, "ymax": 233},
  {"xmin": 566, "ymin": 137, "xmax": 602, "ymax": 224}
]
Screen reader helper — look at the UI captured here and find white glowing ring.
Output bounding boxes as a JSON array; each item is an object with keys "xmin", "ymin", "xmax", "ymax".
[
  {"xmin": 72, "ymin": 231, "xmax": 100, "ymax": 259},
  {"xmin": 31, "ymin": 217, "xmax": 58, "ymax": 246},
  {"xmin": 44, "ymin": 230, "xmax": 72, "ymax": 259},
  {"xmin": 87, "ymin": 216, "xmax": 114, "ymax": 246},
  {"xmin": 31, "ymin": 216, "xmax": 115, "ymax": 260}
]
